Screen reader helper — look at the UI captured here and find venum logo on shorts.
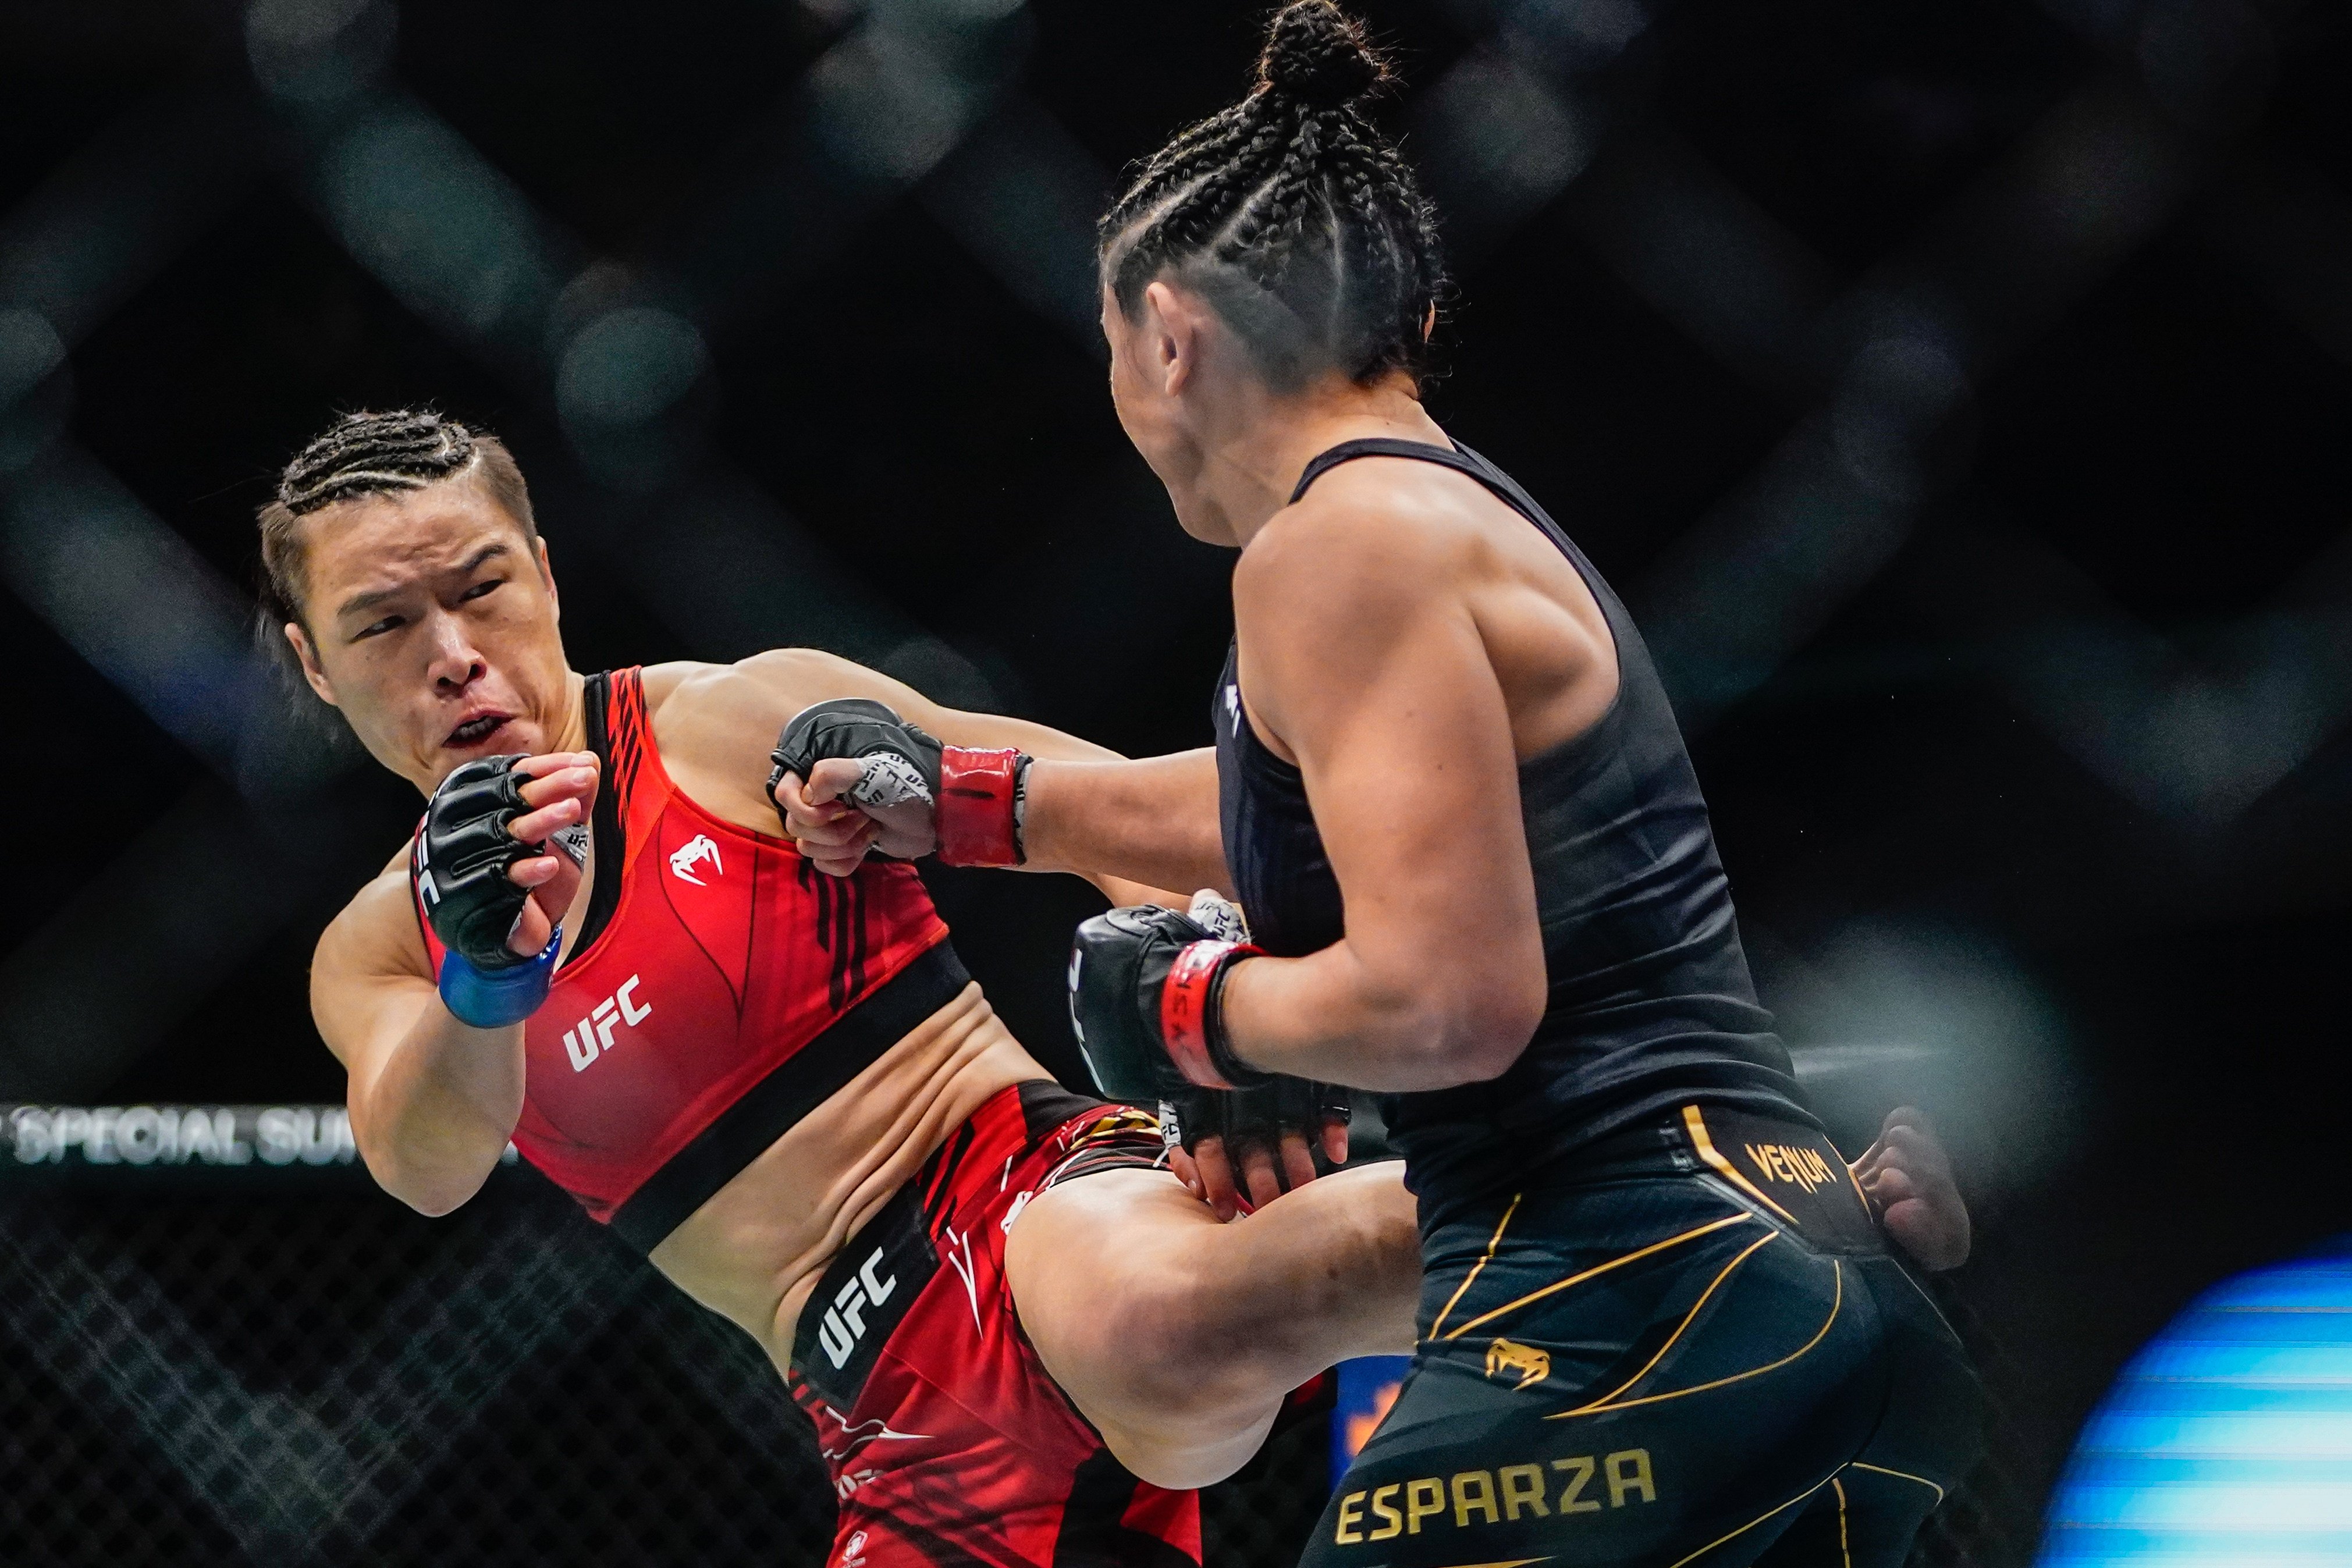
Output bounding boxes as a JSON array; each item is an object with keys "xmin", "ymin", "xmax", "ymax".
[
  {"xmin": 818, "ymin": 1246, "xmax": 900, "ymax": 1369},
  {"xmin": 562, "ymin": 976, "xmax": 650, "ymax": 1072},
  {"xmin": 1743, "ymin": 1140, "xmax": 1838, "ymax": 1192},
  {"xmin": 1484, "ymin": 1337, "xmax": 1550, "ymax": 1389},
  {"xmin": 669, "ymin": 833, "xmax": 723, "ymax": 885}
]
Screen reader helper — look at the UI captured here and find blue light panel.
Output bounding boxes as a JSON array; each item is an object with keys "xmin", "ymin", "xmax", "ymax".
[{"xmin": 2040, "ymin": 1243, "xmax": 2352, "ymax": 1566}]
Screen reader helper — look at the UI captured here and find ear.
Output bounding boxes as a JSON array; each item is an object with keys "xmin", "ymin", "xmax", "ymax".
[
  {"xmin": 536, "ymin": 536, "xmax": 559, "ymax": 623},
  {"xmin": 284, "ymin": 622, "xmax": 339, "ymax": 708},
  {"xmin": 1141, "ymin": 280, "xmax": 1202, "ymax": 397}
]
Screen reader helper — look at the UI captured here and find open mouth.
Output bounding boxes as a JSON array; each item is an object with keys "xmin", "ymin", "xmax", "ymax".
[{"xmin": 447, "ymin": 713, "xmax": 512, "ymax": 748}]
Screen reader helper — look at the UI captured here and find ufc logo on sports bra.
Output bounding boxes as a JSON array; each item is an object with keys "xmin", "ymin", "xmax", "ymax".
[
  {"xmin": 817, "ymin": 1247, "xmax": 898, "ymax": 1370},
  {"xmin": 562, "ymin": 976, "xmax": 651, "ymax": 1072}
]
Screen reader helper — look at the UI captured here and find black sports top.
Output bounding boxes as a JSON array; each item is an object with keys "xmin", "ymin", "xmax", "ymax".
[{"xmin": 1214, "ymin": 439, "xmax": 1814, "ymax": 1215}]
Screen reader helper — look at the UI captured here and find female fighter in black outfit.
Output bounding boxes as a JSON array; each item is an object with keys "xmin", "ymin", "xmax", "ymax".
[{"xmin": 780, "ymin": 6, "xmax": 1981, "ymax": 1565}]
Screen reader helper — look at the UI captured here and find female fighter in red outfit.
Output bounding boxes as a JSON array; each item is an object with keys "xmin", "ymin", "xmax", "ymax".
[{"xmin": 276, "ymin": 410, "xmax": 1417, "ymax": 1568}]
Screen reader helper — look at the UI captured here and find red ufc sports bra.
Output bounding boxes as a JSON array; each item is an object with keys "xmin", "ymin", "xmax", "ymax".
[{"xmin": 411, "ymin": 668, "xmax": 958, "ymax": 1251}]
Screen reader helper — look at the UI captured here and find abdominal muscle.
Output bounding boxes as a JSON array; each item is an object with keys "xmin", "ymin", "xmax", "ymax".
[{"xmin": 643, "ymin": 981, "xmax": 1044, "ymax": 1371}]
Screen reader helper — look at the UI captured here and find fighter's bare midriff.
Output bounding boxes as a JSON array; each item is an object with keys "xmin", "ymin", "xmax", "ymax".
[
  {"xmin": 646, "ymin": 983, "xmax": 1039, "ymax": 1368},
  {"xmin": 627, "ymin": 656, "xmax": 1101, "ymax": 1364}
]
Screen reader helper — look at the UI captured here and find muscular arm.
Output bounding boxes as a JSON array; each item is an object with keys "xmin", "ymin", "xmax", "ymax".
[
  {"xmin": 716, "ymin": 649, "xmax": 1224, "ymax": 898},
  {"xmin": 314, "ymin": 755, "xmax": 594, "ymax": 1215},
  {"xmin": 312, "ymin": 867, "xmax": 525, "ymax": 1215},
  {"xmin": 1020, "ymin": 749, "xmax": 1226, "ymax": 896},
  {"xmin": 1211, "ymin": 500, "xmax": 1556, "ymax": 1091}
]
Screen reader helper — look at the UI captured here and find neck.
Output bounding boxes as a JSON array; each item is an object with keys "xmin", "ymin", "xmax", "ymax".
[
  {"xmin": 553, "ymin": 669, "xmax": 589, "ymax": 754},
  {"xmin": 1186, "ymin": 374, "xmax": 1449, "ymax": 549}
]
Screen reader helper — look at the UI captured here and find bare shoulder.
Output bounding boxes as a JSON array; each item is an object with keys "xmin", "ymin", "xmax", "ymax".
[
  {"xmin": 729, "ymin": 647, "xmax": 912, "ymax": 714},
  {"xmin": 637, "ymin": 659, "xmax": 710, "ymax": 714},
  {"xmin": 1235, "ymin": 460, "xmax": 1487, "ymax": 632},
  {"xmin": 1236, "ymin": 453, "xmax": 1615, "ymax": 758},
  {"xmin": 317, "ymin": 858, "xmax": 432, "ymax": 986},
  {"xmin": 644, "ymin": 650, "xmax": 908, "ymax": 738},
  {"xmin": 645, "ymin": 649, "xmax": 926, "ymax": 832}
]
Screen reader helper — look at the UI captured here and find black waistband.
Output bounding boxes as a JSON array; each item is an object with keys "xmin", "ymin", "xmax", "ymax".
[
  {"xmin": 1512, "ymin": 1104, "xmax": 1882, "ymax": 1254},
  {"xmin": 608, "ymin": 941, "xmax": 972, "ymax": 1253},
  {"xmin": 1531, "ymin": 1104, "xmax": 1824, "ymax": 1185},
  {"xmin": 791, "ymin": 1178, "xmax": 937, "ymax": 1414}
]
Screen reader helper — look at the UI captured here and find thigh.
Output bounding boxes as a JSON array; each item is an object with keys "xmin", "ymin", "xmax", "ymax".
[
  {"xmin": 1751, "ymin": 1460, "xmax": 1950, "ymax": 1568},
  {"xmin": 1006, "ymin": 1162, "xmax": 1424, "ymax": 1490},
  {"xmin": 1832, "ymin": 1255, "xmax": 1985, "ymax": 1562},
  {"xmin": 791, "ymin": 1164, "xmax": 1198, "ymax": 1568},
  {"xmin": 1303, "ymin": 1176, "xmax": 1888, "ymax": 1568}
]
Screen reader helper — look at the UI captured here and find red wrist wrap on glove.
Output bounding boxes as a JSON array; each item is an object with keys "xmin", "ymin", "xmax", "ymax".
[
  {"xmin": 1161, "ymin": 939, "xmax": 1262, "ymax": 1089},
  {"xmin": 936, "ymin": 747, "xmax": 1025, "ymax": 867}
]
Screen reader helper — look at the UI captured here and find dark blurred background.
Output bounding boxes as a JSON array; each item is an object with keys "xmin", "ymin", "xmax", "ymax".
[{"xmin": 2, "ymin": 0, "xmax": 2349, "ymax": 1562}]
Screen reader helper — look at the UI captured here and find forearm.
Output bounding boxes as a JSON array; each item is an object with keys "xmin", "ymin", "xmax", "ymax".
[
  {"xmin": 1216, "ymin": 940, "xmax": 1533, "ymax": 1092},
  {"xmin": 354, "ymin": 1007, "xmax": 526, "ymax": 1214},
  {"xmin": 1022, "ymin": 750, "xmax": 1229, "ymax": 893}
]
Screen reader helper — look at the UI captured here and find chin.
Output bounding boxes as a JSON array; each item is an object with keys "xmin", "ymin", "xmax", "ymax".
[
  {"xmin": 1171, "ymin": 503, "xmax": 1230, "ymax": 547},
  {"xmin": 440, "ymin": 717, "xmax": 542, "ymax": 766}
]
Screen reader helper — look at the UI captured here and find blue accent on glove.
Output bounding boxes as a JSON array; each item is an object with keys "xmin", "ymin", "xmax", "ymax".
[{"xmin": 438, "ymin": 927, "xmax": 562, "ymax": 1028}]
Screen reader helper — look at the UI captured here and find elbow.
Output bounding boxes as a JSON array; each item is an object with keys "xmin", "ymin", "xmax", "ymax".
[
  {"xmin": 1340, "ymin": 965, "xmax": 1544, "ymax": 1089},
  {"xmin": 346, "ymin": 1080, "xmax": 516, "ymax": 1217},
  {"xmin": 1422, "ymin": 973, "xmax": 1547, "ymax": 1087},
  {"xmin": 354, "ymin": 1125, "xmax": 494, "ymax": 1217},
  {"xmin": 370, "ymin": 1152, "xmax": 490, "ymax": 1217},
  {"xmin": 395, "ymin": 1179, "xmax": 481, "ymax": 1218}
]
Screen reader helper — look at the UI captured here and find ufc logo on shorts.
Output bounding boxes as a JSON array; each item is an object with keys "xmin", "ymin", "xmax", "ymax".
[
  {"xmin": 562, "ymin": 976, "xmax": 650, "ymax": 1072},
  {"xmin": 818, "ymin": 1247, "xmax": 898, "ymax": 1370}
]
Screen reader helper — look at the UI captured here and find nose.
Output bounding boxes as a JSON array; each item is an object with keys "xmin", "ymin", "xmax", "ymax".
[{"xmin": 422, "ymin": 607, "xmax": 486, "ymax": 692}]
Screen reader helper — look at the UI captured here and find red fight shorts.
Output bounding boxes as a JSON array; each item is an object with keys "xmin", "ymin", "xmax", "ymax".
[{"xmin": 787, "ymin": 1080, "xmax": 1196, "ymax": 1567}]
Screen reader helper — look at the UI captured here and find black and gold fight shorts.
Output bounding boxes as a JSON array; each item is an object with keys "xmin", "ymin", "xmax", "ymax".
[{"xmin": 1307, "ymin": 1105, "xmax": 1983, "ymax": 1568}]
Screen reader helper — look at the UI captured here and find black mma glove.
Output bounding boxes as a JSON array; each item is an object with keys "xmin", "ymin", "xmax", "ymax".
[
  {"xmin": 1070, "ymin": 904, "xmax": 1265, "ymax": 1097},
  {"xmin": 769, "ymin": 699, "xmax": 1026, "ymax": 867},
  {"xmin": 415, "ymin": 754, "xmax": 542, "ymax": 970},
  {"xmin": 1068, "ymin": 902, "xmax": 1352, "ymax": 1165},
  {"xmin": 1160, "ymin": 1076, "xmax": 1353, "ymax": 1173}
]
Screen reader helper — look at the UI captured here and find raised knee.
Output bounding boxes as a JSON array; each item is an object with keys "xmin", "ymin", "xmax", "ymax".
[{"xmin": 1091, "ymin": 1257, "xmax": 1246, "ymax": 1417}]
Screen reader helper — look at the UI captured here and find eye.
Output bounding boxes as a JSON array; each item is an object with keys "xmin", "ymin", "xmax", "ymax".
[
  {"xmin": 460, "ymin": 579, "xmax": 503, "ymax": 603},
  {"xmin": 354, "ymin": 615, "xmax": 404, "ymax": 641}
]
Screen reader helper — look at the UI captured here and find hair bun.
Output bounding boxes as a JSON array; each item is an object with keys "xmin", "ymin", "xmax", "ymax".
[{"xmin": 1257, "ymin": 2, "xmax": 1391, "ymax": 110}]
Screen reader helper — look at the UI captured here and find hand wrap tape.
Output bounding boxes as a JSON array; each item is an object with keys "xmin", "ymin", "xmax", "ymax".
[
  {"xmin": 439, "ymin": 927, "xmax": 562, "ymax": 1029},
  {"xmin": 1159, "ymin": 939, "xmax": 1267, "ymax": 1089},
  {"xmin": 936, "ymin": 746, "xmax": 1026, "ymax": 867}
]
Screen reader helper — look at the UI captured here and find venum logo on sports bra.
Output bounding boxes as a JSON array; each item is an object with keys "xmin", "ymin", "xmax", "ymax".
[
  {"xmin": 562, "ymin": 976, "xmax": 651, "ymax": 1072},
  {"xmin": 668, "ymin": 833, "xmax": 723, "ymax": 885}
]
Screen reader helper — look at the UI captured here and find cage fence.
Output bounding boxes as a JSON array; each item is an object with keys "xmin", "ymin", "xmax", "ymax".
[{"xmin": 0, "ymin": 1106, "xmax": 2025, "ymax": 1567}]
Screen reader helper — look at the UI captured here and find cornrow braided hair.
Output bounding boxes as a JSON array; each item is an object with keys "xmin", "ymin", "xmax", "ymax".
[
  {"xmin": 277, "ymin": 409, "xmax": 479, "ymax": 516},
  {"xmin": 254, "ymin": 409, "xmax": 540, "ymax": 694},
  {"xmin": 1100, "ymin": 1, "xmax": 1448, "ymax": 392}
]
